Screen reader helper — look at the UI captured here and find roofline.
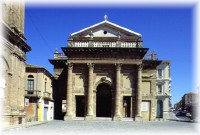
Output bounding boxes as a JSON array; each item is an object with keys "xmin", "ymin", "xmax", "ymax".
[
  {"xmin": 161, "ymin": 60, "xmax": 171, "ymax": 63},
  {"xmin": 26, "ymin": 64, "xmax": 53, "ymax": 78},
  {"xmin": 71, "ymin": 20, "xmax": 142, "ymax": 37}
]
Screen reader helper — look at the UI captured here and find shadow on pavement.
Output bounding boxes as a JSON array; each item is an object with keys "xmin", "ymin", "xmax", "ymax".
[{"xmin": 167, "ymin": 118, "xmax": 193, "ymax": 123}]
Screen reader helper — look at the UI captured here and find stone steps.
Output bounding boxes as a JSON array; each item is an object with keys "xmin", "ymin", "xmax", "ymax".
[{"xmin": 73, "ymin": 117, "xmax": 134, "ymax": 121}]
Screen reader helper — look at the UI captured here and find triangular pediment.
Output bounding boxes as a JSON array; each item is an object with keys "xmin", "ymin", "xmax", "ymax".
[{"xmin": 71, "ymin": 20, "xmax": 142, "ymax": 38}]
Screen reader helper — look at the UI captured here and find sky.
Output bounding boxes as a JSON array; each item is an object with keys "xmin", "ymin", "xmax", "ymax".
[{"xmin": 24, "ymin": 4, "xmax": 195, "ymax": 106}]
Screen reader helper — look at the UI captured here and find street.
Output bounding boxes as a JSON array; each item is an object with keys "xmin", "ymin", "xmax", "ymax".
[{"xmin": 2, "ymin": 112, "xmax": 199, "ymax": 135}]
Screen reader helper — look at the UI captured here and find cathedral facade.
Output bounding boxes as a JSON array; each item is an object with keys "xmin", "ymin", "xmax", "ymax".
[{"xmin": 50, "ymin": 16, "xmax": 169, "ymax": 121}]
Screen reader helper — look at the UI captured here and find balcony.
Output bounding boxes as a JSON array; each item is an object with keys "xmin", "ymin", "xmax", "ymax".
[
  {"xmin": 25, "ymin": 90, "xmax": 41, "ymax": 98},
  {"xmin": 156, "ymin": 92, "xmax": 171, "ymax": 97},
  {"xmin": 157, "ymin": 76, "xmax": 171, "ymax": 81},
  {"xmin": 68, "ymin": 41, "xmax": 141, "ymax": 48},
  {"xmin": 43, "ymin": 92, "xmax": 52, "ymax": 99}
]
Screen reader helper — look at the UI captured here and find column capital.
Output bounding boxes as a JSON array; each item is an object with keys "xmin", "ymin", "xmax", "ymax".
[
  {"xmin": 66, "ymin": 62, "xmax": 73, "ymax": 69},
  {"xmin": 87, "ymin": 63, "xmax": 94, "ymax": 69},
  {"xmin": 137, "ymin": 64, "xmax": 143, "ymax": 71},
  {"xmin": 115, "ymin": 63, "xmax": 122, "ymax": 71}
]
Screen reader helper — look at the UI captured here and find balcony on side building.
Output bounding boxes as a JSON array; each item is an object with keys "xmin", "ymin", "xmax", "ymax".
[
  {"xmin": 156, "ymin": 92, "xmax": 171, "ymax": 97},
  {"xmin": 43, "ymin": 91, "xmax": 52, "ymax": 99},
  {"xmin": 25, "ymin": 90, "xmax": 42, "ymax": 98}
]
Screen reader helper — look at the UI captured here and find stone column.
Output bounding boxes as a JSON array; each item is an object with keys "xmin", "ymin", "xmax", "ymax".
[
  {"xmin": 85, "ymin": 63, "xmax": 94, "ymax": 120},
  {"xmin": 113, "ymin": 64, "xmax": 122, "ymax": 121},
  {"xmin": 135, "ymin": 64, "xmax": 143, "ymax": 121},
  {"xmin": 64, "ymin": 63, "xmax": 73, "ymax": 120}
]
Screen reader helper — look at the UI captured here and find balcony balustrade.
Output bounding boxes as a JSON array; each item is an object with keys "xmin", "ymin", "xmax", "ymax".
[
  {"xmin": 25, "ymin": 90, "xmax": 41, "ymax": 98},
  {"xmin": 43, "ymin": 91, "xmax": 51, "ymax": 99},
  {"xmin": 25, "ymin": 90, "xmax": 52, "ymax": 99},
  {"xmin": 69, "ymin": 41, "xmax": 140, "ymax": 48}
]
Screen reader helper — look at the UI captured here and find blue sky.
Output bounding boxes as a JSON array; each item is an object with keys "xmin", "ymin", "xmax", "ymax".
[{"xmin": 24, "ymin": 5, "xmax": 194, "ymax": 106}]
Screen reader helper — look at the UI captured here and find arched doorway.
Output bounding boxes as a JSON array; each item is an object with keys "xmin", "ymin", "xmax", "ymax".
[
  {"xmin": 157, "ymin": 100, "xmax": 163, "ymax": 118},
  {"xmin": 96, "ymin": 83, "xmax": 112, "ymax": 117}
]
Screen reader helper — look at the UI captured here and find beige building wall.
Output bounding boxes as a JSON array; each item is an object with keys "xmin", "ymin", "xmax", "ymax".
[
  {"xmin": 2, "ymin": 0, "xmax": 25, "ymax": 33},
  {"xmin": 1, "ymin": 0, "xmax": 31, "ymax": 125},
  {"xmin": 141, "ymin": 69, "xmax": 157, "ymax": 121},
  {"xmin": 25, "ymin": 65, "xmax": 54, "ymax": 122}
]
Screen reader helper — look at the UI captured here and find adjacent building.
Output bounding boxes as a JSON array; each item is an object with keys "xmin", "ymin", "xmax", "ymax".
[
  {"xmin": 174, "ymin": 92, "xmax": 198, "ymax": 110},
  {"xmin": 49, "ymin": 15, "xmax": 170, "ymax": 121},
  {"xmin": 1, "ymin": 0, "xmax": 31, "ymax": 125},
  {"xmin": 25, "ymin": 64, "xmax": 54, "ymax": 122},
  {"xmin": 156, "ymin": 61, "xmax": 171, "ymax": 119}
]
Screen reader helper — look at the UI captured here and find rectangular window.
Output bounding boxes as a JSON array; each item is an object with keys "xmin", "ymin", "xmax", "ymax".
[
  {"xmin": 45, "ymin": 82, "xmax": 47, "ymax": 92},
  {"xmin": 158, "ymin": 85, "xmax": 162, "ymax": 94},
  {"xmin": 158, "ymin": 69, "xmax": 162, "ymax": 78},
  {"xmin": 27, "ymin": 79, "xmax": 34, "ymax": 91}
]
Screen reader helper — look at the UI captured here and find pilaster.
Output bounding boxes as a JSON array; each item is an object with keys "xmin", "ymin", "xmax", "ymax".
[
  {"xmin": 64, "ymin": 62, "xmax": 73, "ymax": 120},
  {"xmin": 135, "ymin": 64, "xmax": 143, "ymax": 121},
  {"xmin": 85, "ymin": 63, "xmax": 94, "ymax": 120},
  {"xmin": 113, "ymin": 63, "xmax": 122, "ymax": 121}
]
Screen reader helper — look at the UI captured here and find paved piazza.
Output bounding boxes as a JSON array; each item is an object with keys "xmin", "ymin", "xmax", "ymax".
[{"xmin": 3, "ymin": 119, "xmax": 199, "ymax": 135}]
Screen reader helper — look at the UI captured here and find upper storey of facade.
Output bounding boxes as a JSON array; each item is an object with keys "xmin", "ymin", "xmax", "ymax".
[
  {"xmin": 1, "ymin": 0, "xmax": 31, "ymax": 53},
  {"xmin": 2, "ymin": 0, "xmax": 25, "ymax": 34},
  {"xmin": 50, "ymin": 15, "xmax": 161, "ymax": 68},
  {"xmin": 67, "ymin": 15, "xmax": 143, "ymax": 48}
]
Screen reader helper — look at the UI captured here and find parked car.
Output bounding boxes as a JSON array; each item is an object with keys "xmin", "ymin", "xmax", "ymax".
[
  {"xmin": 175, "ymin": 109, "xmax": 186, "ymax": 116},
  {"xmin": 169, "ymin": 107, "xmax": 175, "ymax": 112},
  {"xmin": 184, "ymin": 103, "xmax": 198, "ymax": 121}
]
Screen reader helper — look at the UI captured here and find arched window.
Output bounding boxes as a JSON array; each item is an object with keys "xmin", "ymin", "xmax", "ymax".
[
  {"xmin": 27, "ymin": 75, "xmax": 34, "ymax": 92},
  {"xmin": 45, "ymin": 78, "xmax": 47, "ymax": 92}
]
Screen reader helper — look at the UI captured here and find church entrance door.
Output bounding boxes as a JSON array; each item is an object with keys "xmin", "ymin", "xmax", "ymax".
[
  {"xmin": 76, "ymin": 96, "xmax": 85, "ymax": 117},
  {"xmin": 96, "ymin": 83, "xmax": 112, "ymax": 117}
]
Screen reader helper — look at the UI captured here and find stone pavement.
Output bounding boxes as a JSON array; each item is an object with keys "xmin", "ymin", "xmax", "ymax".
[
  {"xmin": 1, "ymin": 121, "xmax": 48, "ymax": 131},
  {"xmin": 2, "ymin": 119, "xmax": 199, "ymax": 135}
]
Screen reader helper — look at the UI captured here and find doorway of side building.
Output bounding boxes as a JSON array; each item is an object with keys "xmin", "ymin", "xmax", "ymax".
[
  {"xmin": 96, "ymin": 83, "xmax": 112, "ymax": 117},
  {"xmin": 157, "ymin": 100, "xmax": 163, "ymax": 118},
  {"xmin": 76, "ymin": 96, "xmax": 85, "ymax": 117},
  {"xmin": 123, "ymin": 96, "xmax": 131, "ymax": 117},
  {"xmin": 44, "ymin": 107, "xmax": 48, "ymax": 121}
]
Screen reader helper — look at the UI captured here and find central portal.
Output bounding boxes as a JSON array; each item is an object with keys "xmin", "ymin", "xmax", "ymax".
[{"xmin": 96, "ymin": 83, "xmax": 112, "ymax": 117}]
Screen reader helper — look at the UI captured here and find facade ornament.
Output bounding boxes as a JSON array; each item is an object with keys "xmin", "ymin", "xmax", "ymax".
[
  {"xmin": 100, "ymin": 77, "xmax": 106, "ymax": 82},
  {"xmin": 117, "ymin": 32, "xmax": 121, "ymax": 39},
  {"xmin": 69, "ymin": 33, "xmax": 73, "ymax": 40},
  {"xmin": 104, "ymin": 14, "xmax": 108, "ymax": 21},
  {"xmin": 89, "ymin": 31, "xmax": 94, "ymax": 39},
  {"xmin": 55, "ymin": 48, "xmax": 58, "ymax": 53}
]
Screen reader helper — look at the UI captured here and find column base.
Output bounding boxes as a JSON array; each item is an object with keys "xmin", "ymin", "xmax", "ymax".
[
  {"xmin": 85, "ymin": 115, "xmax": 94, "ymax": 120},
  {"xmin": 113, "ymin": 115, "xmax": 122, "ymax": 121},
  {"xmin": 64, "ymin": 115, "xmax": 73, "ymax": 121},
  {"xmin": 134, "ymin": 116, "xmax": 143, "ymax": 122}
]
